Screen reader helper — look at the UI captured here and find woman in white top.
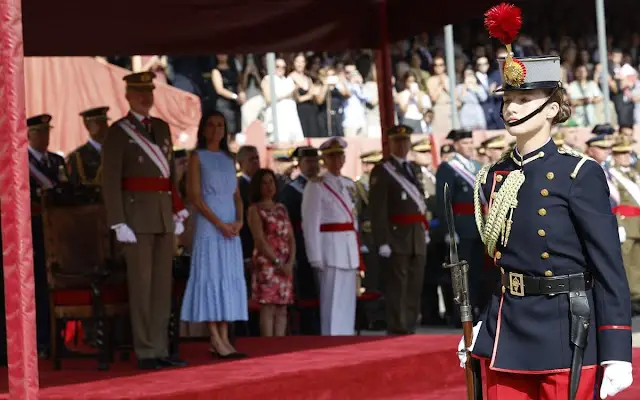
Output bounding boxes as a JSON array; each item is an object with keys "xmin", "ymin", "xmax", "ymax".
[
  {"xmin": 261, "ymin": 58, "xmax": 304, "ymax": 143},
  {"xmin": 396, "ymin": 71, "xmax": 432, "ymax": 133}
]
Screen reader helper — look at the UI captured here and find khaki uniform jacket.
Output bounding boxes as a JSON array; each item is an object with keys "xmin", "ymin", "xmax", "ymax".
[
  {"xmin": 66, "ymin": 142, "xmax": 102, "ymax": 186},
  {"xmin": 614, "ymin": 167, "xmax": 640, "ymax": 239},
  {"xmin": 102, "ymin": 113, "xmax": 176, "ymax": 234},
  {"xmin": 369, "ymin": 158, "xmax": 426, "ymax": 256}
]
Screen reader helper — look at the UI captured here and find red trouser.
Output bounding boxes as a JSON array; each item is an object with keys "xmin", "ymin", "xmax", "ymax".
[{"xmin": 485, "ymin": 361, "xmax": 599, "ymax": 400}]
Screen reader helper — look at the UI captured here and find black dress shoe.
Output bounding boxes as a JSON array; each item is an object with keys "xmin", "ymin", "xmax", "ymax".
[
  {"xmin": 229, "ymin": 352, "xmax": 248, "ymax": 359},
  {"xmin": 156, "ymin": 356, "xmax": 188, "ymax": 368},
  {"xmin": 138, "ymin": 358, "xmax": 161, "ymax": 370}
]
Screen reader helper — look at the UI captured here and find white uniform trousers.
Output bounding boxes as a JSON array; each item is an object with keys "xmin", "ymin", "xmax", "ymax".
[{"xmin": 316, "ymin": 266, "xmax": 356, "ymax": 335}]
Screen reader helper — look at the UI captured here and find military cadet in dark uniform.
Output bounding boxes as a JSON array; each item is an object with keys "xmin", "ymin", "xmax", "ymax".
[
  {"xmin": 277, "ymin": 146, "xmax": 321, "ymax": 334},
  {"xmin": 435, "ymin": 129, "xmax": 487, "ymax": 319},
  {"xmin": 457, "ymin": 7, "xmax": 633, "ymax": 398},
  {"xmin": 66, "ymin": 107, "xmax": 110, "ymax": 186},
  {"xmin": 370, "ymin": 125, "xmax": 428, "ymax": 334},
  {"xmin": 27, "ymin": 114, "xmax": 66, "ymax": 356}
]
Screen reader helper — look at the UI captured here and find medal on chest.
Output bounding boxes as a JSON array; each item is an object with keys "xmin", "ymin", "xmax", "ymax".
[{"xmin": 401, "ymin": 191, "xmax": 407, "ymax": 200}]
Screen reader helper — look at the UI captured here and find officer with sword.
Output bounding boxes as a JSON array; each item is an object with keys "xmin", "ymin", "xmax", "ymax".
[{"xmin": 453, "ymin": 4, "xmax": 633, "ymax": 400}]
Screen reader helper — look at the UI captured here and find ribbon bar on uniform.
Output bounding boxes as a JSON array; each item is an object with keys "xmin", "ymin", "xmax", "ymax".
[
  {"xmin": 612, "ymin": 205, "xmax": 640, "ymax": 217},
  {"xmin": 389, "ymin": 214, "xmax": 429, "ymax": 230},
  {"xmin": 452, "ymin": 202, "xmax": 475, "ymax": 215}
]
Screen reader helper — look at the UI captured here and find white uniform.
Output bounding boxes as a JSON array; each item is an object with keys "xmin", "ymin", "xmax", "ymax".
[{"xmin": 301, "ymin": 173, "xmax": 360, "ymax": 335}]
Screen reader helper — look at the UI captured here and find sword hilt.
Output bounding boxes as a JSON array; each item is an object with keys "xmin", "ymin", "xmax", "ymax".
[{"xmin": 442, "ymin": 260, "xmax": 468, "ymax": 270}]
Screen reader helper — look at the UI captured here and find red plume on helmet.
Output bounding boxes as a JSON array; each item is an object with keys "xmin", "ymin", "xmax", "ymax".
[
  {"xmin": 484, "ymin": 3, "xmax": 522, "ymax": 45},
  {"xmin": 484, "ymin": 3, "xmax": 525, "ymax": 87}
]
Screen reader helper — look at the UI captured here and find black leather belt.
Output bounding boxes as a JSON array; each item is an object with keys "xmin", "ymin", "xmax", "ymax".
[{"xmin": 500, "ymin": 271, "xmax": 592, "ymax": 296}]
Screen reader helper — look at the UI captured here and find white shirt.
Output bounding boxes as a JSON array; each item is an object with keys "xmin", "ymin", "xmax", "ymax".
[
  {"xmin": 301, "ymin": 172, "xmax": 359, "ymax": 269},
  {"xmin": 129, "ymin": 110, "xmax": 149, "ymax": 122},
  {"xmin": 88, "ymin": 138, "xmax": 102, "ymax": 153}
]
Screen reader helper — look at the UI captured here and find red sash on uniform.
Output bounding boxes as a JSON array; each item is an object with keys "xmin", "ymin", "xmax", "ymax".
[
  {"xmin": 321, "ymin": 182, "xmax": 366, "ymax": 272},
  {"xmin": 612, "ymin": 205, "xmax": 640, "ymax": 217},
  {"xmin": 122, "ymin": 177, "xmax": 185, "ymax": 214},
  {"xmin": 390, "ymin": 213, "xmax": 429, "ymax": 230},
  {"xmin": 452, "ymin": 202, "xmax": 475, "ymax": 215}
]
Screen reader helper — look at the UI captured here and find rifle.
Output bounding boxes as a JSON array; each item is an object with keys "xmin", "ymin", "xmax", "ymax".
[{"xmin": 442, "ymin": 183, "xmax": 483, "ymax": 400}]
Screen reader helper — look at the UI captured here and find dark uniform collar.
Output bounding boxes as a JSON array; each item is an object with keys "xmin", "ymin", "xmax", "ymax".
[{"xmin": 511, "ymin": 138, "xmax": 555, "ymax": 167}]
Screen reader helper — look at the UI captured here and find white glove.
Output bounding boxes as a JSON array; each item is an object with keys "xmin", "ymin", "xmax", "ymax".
[
  {"xmin": 619, "ymin": 226, "xmax": 627, "ymax": 244},
  {"xmin": 360, "ymin": 245, "xmax": 369, "ymax": 254},
  {"xmin": 425, "ymin": 232, "xmax": 431, "ymax": 245},
  {"xmin": 112, "ymin": 223, "xmax": 137, "ymax": 244},
  {"xmin": 176, "ymin": 209, "xmax": 190, "ymax": 220},
  {"xmin": 174, "ymin": 221, "xmax": 185, "ymax": 235},
  {"xmin": 444, "ymin": 232, "xmax": 460, "ymax": 245},
  {"xmin": 310, "ymin": 261, "xmax": 324, "ymax": 270},
  {"xmin": 378, "ymin": 244, "xmax": 392, "ymax": 258},
  {"xmin": 600, "ymin": 361, "xmax": 633, "ymax": 399},
  {"xmin": 457, "ymin": 322, "xmax": 482, "ymax": 368}
]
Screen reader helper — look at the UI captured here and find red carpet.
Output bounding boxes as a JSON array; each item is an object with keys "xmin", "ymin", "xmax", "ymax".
[{"xmin": 0, "ymin": 335, "xmax": 639, "ymax": 399}]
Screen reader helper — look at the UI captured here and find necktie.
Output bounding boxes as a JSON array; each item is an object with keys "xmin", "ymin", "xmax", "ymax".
[
  {"xmin": 403, "ymin": 161, "xmax": 414, "ymax": 178},
  {"xmin": 142, "ymin": 117, "xmax": 151, "ymax": 133},
  {"xmin": 42, "ymin": 155, "xmax": 50, "ymax": 168}
]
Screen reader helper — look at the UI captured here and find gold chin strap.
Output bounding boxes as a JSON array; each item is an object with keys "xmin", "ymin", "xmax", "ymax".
[{"xmin": 474, "ymin": 164, "xmax": 526, "ymax": 255}]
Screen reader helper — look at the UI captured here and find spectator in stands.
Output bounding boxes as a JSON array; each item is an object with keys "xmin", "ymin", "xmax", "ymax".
[
  {"xmin": 363, "ymin": 65, "xmax": 381, "ymax": 137},
  {"xmin": 181, "ymin": 110, "xmax": 248, "ymax": 359},
  {"xmin": 457, "ymin": 68, "xmax": 488, "ymax": 130},
  {"xmin": 342, "ymin": 65, "xmax": 368, "ymax": 137},
  {"xmin": 247, "ymin": 168, "xmax": 295, "ymax": 337},
  {"xmin": 397, "ymin": 71, "xmax": 432, "ymax": 133},
  {"xmin": 427, "ymin": 56, "xmax": 453, "ymax": 133},
  {"xmin": 261, "ymin": 58, "xmax": 304, "ymax": 143},
  {"xmin": 240, "ymin": 54, "xmax": 265, "ymax": 132},
  {"xmin": 290, "ymin": 53, "xmax": 320, "ymax": 138},
  {"xmin": 409, "ymin": 51, "xmax": 430, "ymax": 93},
  {"xmin": 315, "ymin": 67, "xmax": 350, "ymax": 137},
  {"xmin": 212, "ymin": 54, "xmax": 242, "ymax": 136},
  {"xmin": 568, "ymin": 64, "xmax": 603, "ymax": 126}
]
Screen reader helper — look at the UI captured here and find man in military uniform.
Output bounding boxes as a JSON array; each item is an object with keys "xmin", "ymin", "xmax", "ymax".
[
  {"xmin": 102, "ymin": 72, "xmax": 188, "ymax": 370},
  {"xmin": 355, "ymin": 150, "xmax": 384, "ymax": 328},
  {"xmin": 435, "ymin": 129, "xmax": 487, "ymax": 320},
  {"xmin": 301, "ymin": 137, "xmax": 363, "ymax": 335},
  {"xmin": 585, "ymin": 134, "xmax": 617, "ymax": 208},
  {"xmin": 411, "ymin": 138, "xmax": 447, "ymax": 326},
  {"xmin": 608, "ymin": 136, "xmax": 640, "ymax": 314},
  {"xmin": 440, "ymin": 144, "xmax": 455, "ymax": 162},
  {"xmin": 272, "ymin": 147, "xmax": 297, "ymax": 191},
  {"xmin": 278, "ymin": 146, "xmax": 321, "ymax": 334},
  {"xmin": 480, "ymin": 135, "xmax": 507, "ymax": 164},
  {"xmin": 66, "ymin": 107, "xmax": 110, "ymax": 186},
  {"xmin": 27, "ymin": 114, "xmax": 66, "ymax": 356},
  {"xmin": 370, "ymin": 125, "xmax": 428, "ymax": 334},
  {"xmin": 476, "ymin": 146, "xmax": 489, "ymax": 165}
]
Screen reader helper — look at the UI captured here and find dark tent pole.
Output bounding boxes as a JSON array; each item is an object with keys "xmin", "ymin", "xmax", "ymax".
[
  {"xmin": 374, "ymin": 0, "xmax": 394, "ymax": 157},
  {"xmin": 0, "ymin": 0, "xmax": 40, "ymax": 397}
]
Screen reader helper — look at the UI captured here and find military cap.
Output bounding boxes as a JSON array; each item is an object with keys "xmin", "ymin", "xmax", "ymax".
[
  {"xmin": 123, "ymin": 71, "xmax": 156, "ymax": 91},
  {"xmin": 360, "ymin": 150, "xmax": 383, "ymax": 164},
  {"xmin": 319, "ymin": 137, "xmax": 347, "ymax": 155},
  {"xmin": 447, "ymin": 129, "xmax": 473, "ymax": 142},
  {"xmin": 412, "ymin": 139, "xmax": 431, "ymax": 153},
  {"xmin": 386, "ymin": 124, "xmax": 413, "ymax": 139},
  {"xmin": 591, "ymin": 124, "xmax": 615, "ymax": 136},
  {"xmin": 477, "ymin": 147, "xmax": 487, "ymax": 155},
  {"xmin": 612, "ymin": 136, "xmax": 634, "ymax": 153},
  {"xmin": 27, "ymin": 114, "xmax": 53, "ymax": 131},
  {"xmin": 585, "ymin": 134, "xmax": 612, "ymax": 149},
  {"xmin": 293, "ymin": 146, "xmax": 319, "ymax": 159},
  {"xmin": 440, "ymin": 144, "xmax": 454, "ymax": 155},
  {"xmin": 79, "ymin": 106, "xmax": 110, "ymax": 121},
  {"xmin": 272, "ymin": 147, "xmax": 296, "ymax": 162},
  {"xmin": 480, "ymin": 135, "xmax": 507, "ymax": 150}
]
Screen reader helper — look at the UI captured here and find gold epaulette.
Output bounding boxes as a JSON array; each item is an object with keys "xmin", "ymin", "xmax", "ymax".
[{"xmin": 557, "ymin": 147, "xmax": 594, "ymax": 179}]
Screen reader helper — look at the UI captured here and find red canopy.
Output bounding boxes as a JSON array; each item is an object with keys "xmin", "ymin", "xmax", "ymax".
[{"xmin": 22, "ymin": 0, "xmax": 516, "ymax": 56}]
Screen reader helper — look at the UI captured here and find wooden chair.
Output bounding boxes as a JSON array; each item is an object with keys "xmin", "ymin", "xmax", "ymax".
[{"xmin": 41, "ymin": 184, "xmax": 129, "ymax": 370}]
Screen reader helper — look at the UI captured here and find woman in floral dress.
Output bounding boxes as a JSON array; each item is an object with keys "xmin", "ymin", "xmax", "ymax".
[{"xmin": 247, "ymin": 168, "xmax": 296, "ymax": 337}]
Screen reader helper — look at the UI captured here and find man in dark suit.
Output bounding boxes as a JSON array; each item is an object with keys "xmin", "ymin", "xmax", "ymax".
[
  {"xmin": 278, "ymin": 146, "xmax": 320, "ymax": 334},
  {"xmin": 236, "ymin": 145, "xmax": 260, "ymax": 336},
  {"xmin": 66, "ymin": 107, "xmax": 110, "ymax": 186},
  {"xmin": 27, "ymin": 114, "xmax": 66, "ymax": 357},
  {"xmin": 369, "ymin": 125, "xmax": 428, "ymax": 334}
]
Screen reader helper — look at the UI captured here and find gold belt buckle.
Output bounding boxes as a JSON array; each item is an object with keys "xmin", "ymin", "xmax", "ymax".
[{"xmin": 509, "ymin": 272, "xmax": 525, "ymax": 297}]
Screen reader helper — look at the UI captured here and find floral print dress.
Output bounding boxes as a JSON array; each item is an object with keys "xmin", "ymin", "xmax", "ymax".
[{"xmin": 251, "ymin": 204, "xmax": 294, "ymax": 305}]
